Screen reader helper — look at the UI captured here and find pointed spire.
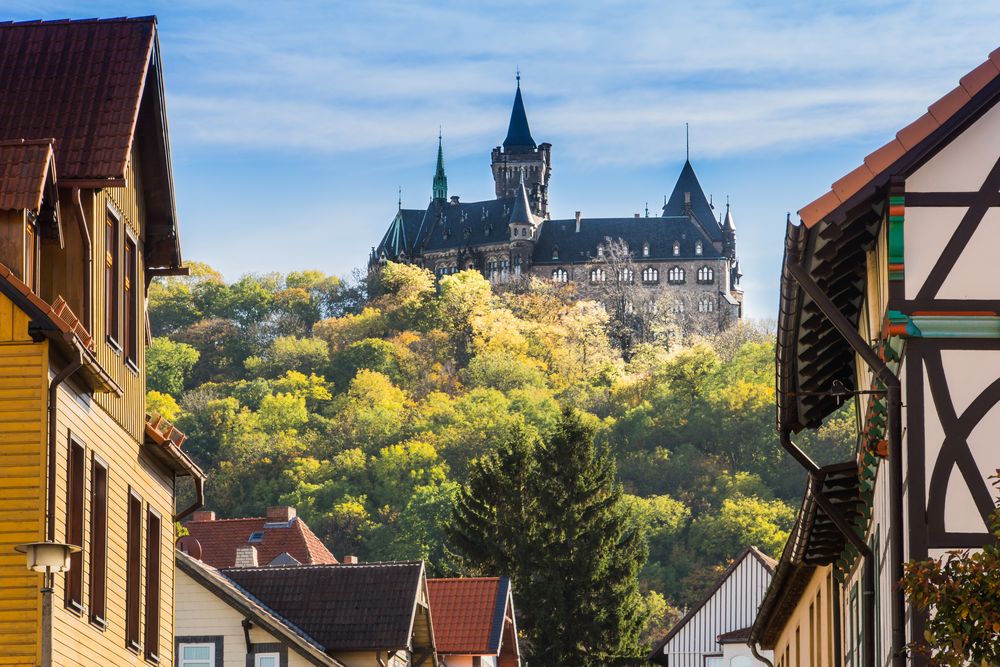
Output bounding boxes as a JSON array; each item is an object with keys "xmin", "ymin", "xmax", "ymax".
[
  {"xmin": 503, "ymin": 74, "xmax": 536, "ymax": 150},
  {"xmin": 433, "ymin": 130, "xmax": 447, "ymax": 201},
  {"xmin": 662, "ymin": 159, "xmax": 723, "ymax": 241},
  {"xmin": 723, "ymin": 199, "xmax": 735, "ymax": 231},
  {"xmin": 509, "ymin": 172, "xmax": 535, "ymax": 226}
]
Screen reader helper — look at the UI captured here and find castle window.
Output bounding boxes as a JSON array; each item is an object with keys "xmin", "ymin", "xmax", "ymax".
[
  {"xmin": 695, "ymin": 240, "xmax": 703, "ymax": 256},
  {"xmin": 597, "ymin": 246, "xmax": 604, "ymax": 258},
  {"xmin": 590, "ymin": 268, "xmax": 606, "ymax": 283},
  {"xmin": 619, "ymin": 268, "xmax": 634, "ymax": 283},
  {"xmin": 697, "ymin": 266, "xmax": 714, "ymax": 283},
  {"xmin": 698, "ymin": 297, "xmax": 715, "ymax": 313},
  {"xmin": 668, "ymin": 267, "xmax": 685, "ymax": 284},
  {"xmin": 552, "ymin": 268, "xmax": 568, "ymax": 283},
  {"xmin": 514, "ymin": 256, "xmax": 522, "ymax": 277},
  {"xmin": 642, "ymin": 267, "xmax": 659, "ymax": 283},
  {"xmin": 672, "ymin": 241, "xmax": 680, "ymax": 256},
  {"xmin": 552, "ymin": 246, "xmax": 559, "ymax": 260},
  {"xmin": 642, "ymin": 242, "xmax": 649, "ymax": 257},
  {"xmin": 671, "ymin": 300, "xmax": 685, "ymax": 314}
]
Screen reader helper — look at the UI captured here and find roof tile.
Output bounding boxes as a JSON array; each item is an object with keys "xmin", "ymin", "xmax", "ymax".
[
  {"xmin": 863, "ymin": 138, "xmax": 907, "ymax": 175},
  {"xmin": 427, "ymin": 578, "xmax": 506, "ymax": 655},
  {"xmin": 928, "ymin": 86, "xmax": 972, "ymax": 124},
  {"xmin": 0, "ymin": 139, "xmax": 54, "ymax": 210},
  {"xmin": 830, "ymin": 163, "xmax": 875, "ymax": 202},
  {"xmin": 895, "ymin": 112, "xmax": 940, "ymax": 151},
  {"xmin": 185, "ymin": 513, "xmax": 337, "ymax": 569},
  {"xmin": 960, "ymin": 59, "xmax": 1000, "ymax": 97},
  {"xmin": 799, "ymin": 190, "xmax": 842, "ymax": 229}
]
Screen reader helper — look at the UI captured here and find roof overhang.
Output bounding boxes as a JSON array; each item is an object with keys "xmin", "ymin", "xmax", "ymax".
[{"xmin": 144, "ymin": 414, "xmax": 205, "ymax": 480}]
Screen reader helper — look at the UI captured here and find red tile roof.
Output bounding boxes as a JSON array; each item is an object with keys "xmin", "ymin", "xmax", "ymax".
[
  {"xmin": 427, "ymin": 577, "xmax": 510, "ymax": 655},
  {"xmin": 0, "ymin": 17, "xmax": 155, "ymax": 181},
  {"xmin": 799, "ymin": 47, "xmax": 1000, "ymax": 227},
  {"xmin": 0, "ymin": 139, "xmax": 55, "ymax": 211},
  {"xmin": 185, "ymin": 513, "xmax": 337, "ymax": 568}
]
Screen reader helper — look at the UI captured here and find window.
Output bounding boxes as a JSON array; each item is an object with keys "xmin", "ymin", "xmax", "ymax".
[
  {"xmin": 731, "ymin": 659, "xmax": 753, "ymax": 667},
  {"xmin": 65, "ymin": 437, "xmax": 85, "ymax": 610},
  {"xmin": 697, "ymin": 266, "xmax": 714, "ymax": 283},
  {"xmin": 144, "ymin": 508, "xmax": 162, "ymax": 661},
  {"xmin": 667, "ymin": 266, "xmax": 685, "ymax": 283},
  {"xmin": 672, "ymin": 241, "xmax": 680, "ymax": 256},
  {"xmin": 89, "ymin": 456, "xmax": 108, "ymax": 627},
  {"xmin": 255, "ymin": 654, "xmax": 280, "ymax": 667},
  {"xmin": 795, "ymin": 626, "xmax": 801, "ymax": 667},
  {"xmin": 24, "ymin": 216, "xmax": 38, "ymax": 291},
  {"xmin": 642, "ymin": 242, "xmax": 649, "ymax": 257},
  {"xmin": 642, "ymin": 267, "xmax": 659, "ymax": 282},
  {"xmin": 105, "ymin": 210, "xmax": 120, "ymax": 347},
  {"xmin": 126, "ymin": 490, "xmax": 142, "ymax": 651},
  {"xmin": 514, "ymin": 256, "xmax": 522, "ymax": 277},
  {"xmin": 619, "ymin": 268, "xmax": 633, "ymax": 283},
  {"xmin": 596, "ymin": 246, "xmax": 604, "ymax": 258},
  {"xmin": 178, "ymin": 643, "xmax": 214, "ymax": 667},
  {"xmin": 472, "ymin": 658, "xmax": 482, "ymax": 667},
  {"xmin": 248, "ymin": 531, "xmax": 265, "ymax": 543},
  {"xmin": 705, "ymin": 657, "xmax": 723, "ymax": 667},
  {"xmin": 698, "ymin": 298, "xmax": 715, "ymax": 313},
  {"xmin": 124, "ymin": 236, "xmax": 138, "ymax": 367},
  {"xmin": 551, "ymin": 268, "xmax": 568, "ymax": 283},
  {"xmin": 552, "ymin": 246, "xmax": 559, "ymax": 260},
  {"xmin": 695, "ymin": 240, "xmax": 703, "ymax": 255},
  {"xmin": 590, "ymin": 268, "xmax": 606, "ymax": 283}
]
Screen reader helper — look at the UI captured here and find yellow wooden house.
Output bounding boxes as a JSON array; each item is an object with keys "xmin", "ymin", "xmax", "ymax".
[{"xmin": 0, "ymin": 17, "xmax": 204, "ymax": 667}]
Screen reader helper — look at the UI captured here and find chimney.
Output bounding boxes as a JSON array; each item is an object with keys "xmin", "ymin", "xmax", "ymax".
[
  {"xmin": 191, "ymin": 510, "xmax": 215, "ymax": 522},
  {"xmin": 575, "ymin": 211, "xmax": 581, "ymax": 233},
  {"xmin": 450, "ymin": 195, "xmax": 460, "ymax": 205},
  {"xmin": 343, "ymin": 555, "xmax": 359, "ymax": 565},
  {"xmin": 266, "ymin": 506, "xmax": 296, "ymax": 522},
  {"xmin": 235, "ymin": 545, "xmax": 258, "ymax": 568},
  {"xmin": 634, "ymin": 213, "xmax": 640, "ymax": 218}
]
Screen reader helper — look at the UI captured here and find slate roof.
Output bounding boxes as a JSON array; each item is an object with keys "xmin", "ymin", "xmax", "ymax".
[
  {"xmin": 376, "ymin": 208, "xmax": 426, "ymax": 261},
  {"xmin": 0, "ymin": 17, "xmax": 156, "ymax": 181},
  {"xmin": 185, "ymin": 514, "xmax": 337, "ymax": 568},
  {"xmin": 427, "ymin": 577, "xmax": 510, "ymax": 655},
  {"xmin": 662, "ymin": 160, "xmax": 723, "ymax": 242},
  {"xmin": 223, "ymin": 562, "xmax": 425, "ymax": 652},
  {"xmin": 503, "ymin": 84, "xmax": 536, "ymax": 150},
  {"xmin": 0, "ymin": 139, "xmax": 55, "ymax": 211},
  {"xmin": 417, "ymin": 197, "xmax": 516, "ymax": 253},
  {"xmin": 533, "ymin": 215, "xmax": 721, "ymax": 266}
]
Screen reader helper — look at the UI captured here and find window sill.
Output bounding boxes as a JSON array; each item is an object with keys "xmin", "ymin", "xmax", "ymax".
[
  {"xmin": 125, "ymin": 358, "xmax": 139, "ymax": 376},
  {"xmin": 89, "ymin": 615, "xmax": 107, "ymax": 631},
  {"xmin": 144, "ymin": 652, "xmax": 160, "ymax": 665},
  {"xmin": 106, "ymin": 337, "xmax": 122, "ymax": 355},
  {"xmin": 65, "ymin": 600, "xmax": 83, "ymax": 616},
  {"xmin": 126, "ymin": 640, "xmax": 141, "ymax": 654}
]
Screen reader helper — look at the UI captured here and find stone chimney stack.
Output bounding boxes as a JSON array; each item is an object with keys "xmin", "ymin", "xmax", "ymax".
[
  {"xmin": 343, "ymin": 555, "xmax": 359, "ymax": 564},
  {"xmin": 192, "ymin": 510, "xmax": 215, "ymax": 522},
  {"xmin": 266, "ymin": 506, "xmax": 296, "ymax": 522},
  {"xmin": 235, "ymin": 545, "xmax": 258, "ymax": 568},
  {"xmin": 575, "ymin": 211, "xmax": 581, "ymax": 233}
]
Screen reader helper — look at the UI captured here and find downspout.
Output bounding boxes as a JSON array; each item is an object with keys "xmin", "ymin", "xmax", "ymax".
[
  {"xmin": 749, "ymin": 641, "xmax": 775, "ymax": 667},
  {"xmin": 786, "ymin": 245, "xmax": 905, "ymax": 667},
  {"xmin": 70, "ymin": 188, "xmax": 92, "ymax": 332}
]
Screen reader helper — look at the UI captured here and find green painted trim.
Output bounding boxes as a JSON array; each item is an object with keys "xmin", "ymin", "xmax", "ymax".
[{"xmin": 908, "ymin": 316, "xmax": 1000, "ymax": 338}]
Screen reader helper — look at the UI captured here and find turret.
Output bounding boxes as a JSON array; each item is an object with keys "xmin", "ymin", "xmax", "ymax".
[
  {"xmin": 491, "ymin": 73, "xmax": 551, "ymax": 219},
  {"xmin": 722, "ymin": 200, "xmax": 737, "ymax": 259},
  {"xmin": 432, "ymin": 132, "xmax": 447, "ymax": 202}
]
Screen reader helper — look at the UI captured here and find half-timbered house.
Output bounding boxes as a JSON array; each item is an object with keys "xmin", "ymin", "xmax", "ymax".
[
  {"xmin": 0, "ymin": 16, "xmax": 203, "ymax": 666},
  {"xmin": 771, "ymin": 46, "xmax": 1000, "ymax": 667},
  {"xmin": 648, "ymin": 546, "xmax": 775, "ymax": 666}
]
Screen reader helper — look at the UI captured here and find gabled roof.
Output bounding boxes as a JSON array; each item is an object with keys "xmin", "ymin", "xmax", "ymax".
[
  {"xmin": 427, "ymin": 577, "xmax": 512, "ymax": 655},
  {"xmin": 185, "ymin": 514, "xmax": 337, "ymax": 568},
  {"xmin": 0, "ymin": 139, "xmax": 56, "ymax": 211},
  {"xmin": 177, "ymin": 551, "xmax": 342, "ymax": 667},
  {"xmin": 799, "ymin": 47, "xmax": 1000, "ymax": 228},
  {"xmin": 662, "ymin": 160, "xmax": 723, "ymax": 241},
  {"xmin": 375, "ymin": 208, "xmax": 425, "ymax": 261},
  {"xmin": 0, "ymin": 16, "xmax": 182, "ymax": 269},
  {"xmin": 533, "ymin": 215, "xmax": 721, "ymax": 266},
  {"xmin": 503, "ymin": 83, "xmax": 536, "ymax": 150},
  {"xmin": 649, "ymin": 546, "xmax": 776, "ymax": 664},
  {"xmin": 223, "ymin": 562, "xmax": 428, "ymax": 653}
]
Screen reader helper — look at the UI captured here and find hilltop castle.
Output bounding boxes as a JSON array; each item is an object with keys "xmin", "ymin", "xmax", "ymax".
[{"xmin": 371, "ymin": 78, "xmax": 743, "ymax": 328}]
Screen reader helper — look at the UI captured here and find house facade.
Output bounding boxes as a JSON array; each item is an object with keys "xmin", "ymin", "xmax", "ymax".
[
  {"xmin": 648, "ymin": 547, "xmax": 775, "ymax": 666},
  {"xmin": 0, "ymin": 16, "xmax": 202, "ymax": 667},
  {"xmin": 371, "ymin": 80, "xmax": 743, "ymax": 331},
  {"xmin": 764, "ymin": 46, "xmax": 1000, "ymax": 667},
  {"xmin": 427, "ymin": 577, "xmax": 520, "ymax": 667}
]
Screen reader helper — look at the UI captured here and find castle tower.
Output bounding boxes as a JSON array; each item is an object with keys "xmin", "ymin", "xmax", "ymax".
[
  {"xmin": 491, "ymin": 75, "xmax": 551, "ymax": 219},
  {"xmin": 433, "ymin": 132, "xmax": 447, "ymax": 201},
  {"xmin": 722, "ymin": 200, "xmax": 737, "ymax": 259}
]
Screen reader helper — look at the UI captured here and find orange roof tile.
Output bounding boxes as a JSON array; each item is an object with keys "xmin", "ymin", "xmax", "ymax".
[
  {"xmin": 0, "ymin": 18, "xmax": 155, "ymax": 181},
  {"xmin": 185, "ymin": 512, "xmax": 337, "ymax": 569},
  {"xmin": 427, "ymin": 577, "xmax": 510, "ymax": 655},
  {"xmin": 799, "ymin": 48, "xmax": 1000, "ymax": 227},
  {"xmin": 0, "ymin": 139, "xmax": 55, "ymax": 211}
]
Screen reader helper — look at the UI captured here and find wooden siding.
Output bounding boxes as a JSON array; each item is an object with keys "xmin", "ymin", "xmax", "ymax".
[
  {"xmin": 773, "ymin": 567, "xmax": 836, "ymax": 667},
  {"xmin": 47, "ymin": 370, "xmax": 175, "ymax": 666},
  {"xmin": 175, "ymin": 568, "xmax": 319, "ymax": 667},
  {"xmin": 0, "ymin": 208, "xmax": 26, "ymax": 280},
  {"xmin": 657, "ymin": 553, "xmax": 773, "ymax": 667},
  {"xmin": 0, "ymin": 295, "xmax": 46, "ymax": 665},
  {"xmin": 90, "ymin": 144, "xmax": 147, "ymax": 442}
]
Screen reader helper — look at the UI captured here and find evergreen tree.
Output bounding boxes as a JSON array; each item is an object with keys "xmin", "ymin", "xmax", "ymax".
[{"xmin": 449, "ymin": 410, "xmax": 648, "ymax": 665}]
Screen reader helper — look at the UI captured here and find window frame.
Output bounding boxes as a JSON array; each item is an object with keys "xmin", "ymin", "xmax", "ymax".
[
  {"xmin": 667, "ymin": 266, "xmax": 685, "ymax": 284},
  {"xmin": 123, "ymin": 233, "xmax": 139, "ymax": 371},
  {"xmin": 178, "ymin": 642, "xmax": 217, "ymax": 667},
  {"xmin": 89, "ymin": 454, "xmax": 109, "ymax": 628},
  {"xmin": 105, "ymin": 206, "xmax": 121, "ymax": 350},
  {"xmin": 254, "ymin": 653, "xmax": 280, "ymax": 667},
  {"xmin": 64, "ymin": 435, "xmax": 86, "ymax": 612},
  {"xmin": 24, "ymin": 214, "xmax": 38, "ymax": 292},
  {"xmin": 125, "ymin": 489, "xmax": 143, "ymax": 652},
  {"xmin": 144, "ymin": 507, "xmax": 163, "ymax": 662}
]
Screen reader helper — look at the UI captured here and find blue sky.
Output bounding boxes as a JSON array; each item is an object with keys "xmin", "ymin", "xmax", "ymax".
[{"xmin": 11, "ymin": 1, "xmax": 1000, "ymax": 318}]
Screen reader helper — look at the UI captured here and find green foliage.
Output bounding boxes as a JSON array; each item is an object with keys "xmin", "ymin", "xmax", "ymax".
[
  {"xmin": 688, "ymin": 494, "xmax": 794, "ymax": 564},
  {"xmin": 147, "ymin": 338, "xmax": 200, "ymax": 395}
]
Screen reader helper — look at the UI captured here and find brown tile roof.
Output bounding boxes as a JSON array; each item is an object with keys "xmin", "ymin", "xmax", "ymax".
[
  {"xmin": 223, "ymin": 562, "xmax": 425, "ymax": 652},
  {"xmin": 0, "ymin": 17, "xmax": 155, "ymax": 181},
  {"xmin": 799, "ymin": 47, "xmax": 1000, "ymax": 227},
  {"xmin": 185, "ymin": 513, "xmax": 337, "ymax": 569},
  {"xmin": 0, "ymin": 139, "xmax": 56, "ymax": 210},
  {"xmin": 427, "ymin": 577, "xmax": 509, "ymax": 655}
]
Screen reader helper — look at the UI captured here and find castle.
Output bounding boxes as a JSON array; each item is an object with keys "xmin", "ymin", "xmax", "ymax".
[{"xmin": 371, "ymin": 78, "xmax": 743, "ymax": 328}]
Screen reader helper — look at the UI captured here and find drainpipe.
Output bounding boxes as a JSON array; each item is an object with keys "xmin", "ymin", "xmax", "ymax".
[
  {"xmin": 749, "ymin": 642, "xmax": 775, "ymax": 667},
  {"xmin": 70, "ymin": 188, "xmax": 92, "ymax": 332},
  {"xmin": 785, "ymin": 258, "xmax": 905, "ymax": 667}
]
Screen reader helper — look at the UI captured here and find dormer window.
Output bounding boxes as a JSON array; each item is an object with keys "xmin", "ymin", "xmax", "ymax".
[
  {"xmin": 642, "ymin": 242, "xmax": 649, "ymax": 257},
  {"xmin": 597, "ymin": 246, "xmax": 604, "ymax": 258},
  {"xmin": 695, "ymin": 241, "xmax": 703, "ymax": 256},
  {"xmin": 672, "ymin": 241, "xmax": 680, "ymax": 257},
  {"xmin": 552, "ymin": 246, "xmax": 559, "ymax": 260},
  {"xmin": 248, "ymin": 531, "xmax": 265, "ymax": 544}
]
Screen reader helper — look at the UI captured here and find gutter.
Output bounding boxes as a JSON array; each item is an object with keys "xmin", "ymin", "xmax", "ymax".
[{"xmin": 785, "ymin": 243, "xmax": 905, "ymax": 667}]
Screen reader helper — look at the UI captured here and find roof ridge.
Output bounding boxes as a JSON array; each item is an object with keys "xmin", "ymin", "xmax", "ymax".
[
  {"xmin": 0, "ymin": 16, "xmax": 156, "ymax": 27},
  {"xmin": 223, "ymin": 560, "xmax": 423, "ymax": 572},
  {"xmin": 428, "ymin": 577, "xmax": 501, "ymax": 583}
]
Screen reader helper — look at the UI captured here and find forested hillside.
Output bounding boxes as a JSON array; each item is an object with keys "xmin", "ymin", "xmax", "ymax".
[{"xmin": 149, "ymin": 261, "xmax": 853, "ymax": 637}]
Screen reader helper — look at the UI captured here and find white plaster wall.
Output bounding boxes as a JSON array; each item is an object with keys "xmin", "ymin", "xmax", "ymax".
[
  {"xmin": 901, "ymin": 206, "xmax": 966, "ymax": 300},
  {"xmin": 721, "ymin": 642, "xmax": 770, "ymax": 665},
  {"xmin": 907, "ymin": 101, "xmax": 1000, "ymax": 193},
  {"xmin": 439, "ymin": 656, "xmax": 496, "ymax": 667}
]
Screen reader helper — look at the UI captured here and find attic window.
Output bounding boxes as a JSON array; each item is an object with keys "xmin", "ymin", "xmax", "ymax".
[
  {"xmin": 642, "ymin": 242, "xmax": 649, "ymax": 257},
  {"xmin": 597, "ymin": 246, "xmax": 604, "ymax": 258},
  {"xmin": 695, "ymin": 241, "xmax": 703, "ymax": 256},
  {"xmin": 672, "ymin": 241, "xmax": 680, "ymax": 257},
  {"xmin": 552, "ymin": 247, "xmax": 559, "ymax": 260},
  {"xmin": 248, "ymin": 531, "xmax": 265, "ymax": 544}
]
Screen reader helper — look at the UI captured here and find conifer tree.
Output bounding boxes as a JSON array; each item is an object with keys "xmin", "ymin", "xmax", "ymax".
[{"xmin": 449, "ymin": 410, "xmax": 648, "ymax": 665}]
